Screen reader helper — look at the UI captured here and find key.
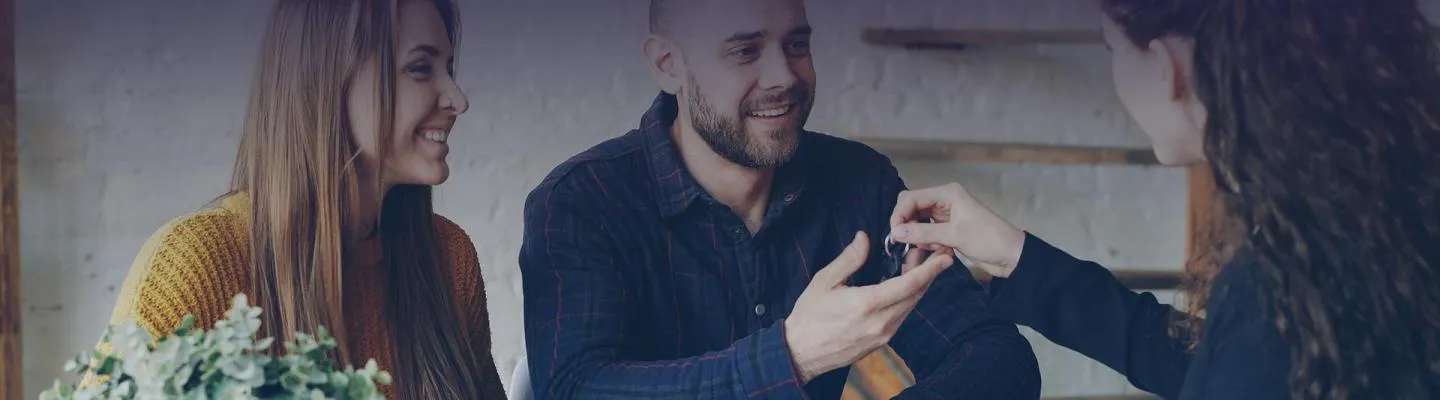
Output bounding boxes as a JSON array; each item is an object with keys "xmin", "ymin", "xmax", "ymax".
[{"xmin": 882, "ymin": 233, "xmax": 911, "ymax": 280}]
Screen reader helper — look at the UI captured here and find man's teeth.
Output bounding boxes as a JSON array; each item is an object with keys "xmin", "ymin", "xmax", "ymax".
[
  {"xmin": 421, "ymin": 130, "xmax": 448, "ymax": 143},
  {"xmin": 747, "ymin": 105, "xmax": 790, "ymax": 118}
]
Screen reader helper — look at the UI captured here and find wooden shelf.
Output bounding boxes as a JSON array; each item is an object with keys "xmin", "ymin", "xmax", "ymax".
[
  {"xmin": 855, "ymin": 137, "xmax": 1164, "ymax": 166},
  {"xmin": 972, "ymin": 268, "xmax": 1184, "ymax": 291},
  {"xmin": 866, "ymin": 26, "xmax": 1440, "ymax": 51},
  {"xmin": 862, "ymin": 28, "xmax": 1102, "ymax": 50}
]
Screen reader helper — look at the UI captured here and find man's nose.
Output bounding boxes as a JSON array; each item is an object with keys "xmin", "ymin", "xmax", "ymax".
[{"xmin": 757, "ymin": 50, "xmax": 799, "ymax": 91}]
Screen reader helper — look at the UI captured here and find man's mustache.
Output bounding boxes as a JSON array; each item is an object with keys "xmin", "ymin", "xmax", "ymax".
[{"xmin": 744, "ymin": 85, "xmax": 809, "ymax": 111}]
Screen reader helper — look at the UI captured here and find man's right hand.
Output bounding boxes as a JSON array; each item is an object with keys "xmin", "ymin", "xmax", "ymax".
[{"xmin": 782, "ymin": 231, "xmax": 954, "ymax": 383}]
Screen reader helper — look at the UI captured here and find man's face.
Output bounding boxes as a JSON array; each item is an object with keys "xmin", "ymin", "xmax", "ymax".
[{"xmin": 673, "ymin": 0, "xmax": 815, "ymax": 169}]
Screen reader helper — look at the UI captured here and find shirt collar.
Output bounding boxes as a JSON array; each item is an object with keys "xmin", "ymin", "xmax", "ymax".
[{"xmin": 639, "ymin": 91, "xmax": 811, "ymax": 219}]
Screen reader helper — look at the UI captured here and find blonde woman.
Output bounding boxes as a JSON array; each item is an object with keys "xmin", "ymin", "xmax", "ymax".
[{"xmin": 102, "ymin": 0, "xmax": 506, "ymax": 398}]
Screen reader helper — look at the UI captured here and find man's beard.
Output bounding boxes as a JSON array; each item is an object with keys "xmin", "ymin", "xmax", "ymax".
[{"xmin": 685, "ymin": 74, "xmax": 810, "ymax": 169}]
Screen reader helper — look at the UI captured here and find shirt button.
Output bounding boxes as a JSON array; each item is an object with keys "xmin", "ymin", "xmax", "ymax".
[
  {"xmin": 754, "ymin": 304, "xmax": 767, "ymax": 316},
  {"xmin": 783, "ymin": 193, "xmax": 796, "ymax": 202}
]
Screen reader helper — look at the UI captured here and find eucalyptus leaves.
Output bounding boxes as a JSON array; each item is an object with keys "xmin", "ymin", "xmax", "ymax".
[{"xmin": 40, "ymin": 294, "xmax": 391, "ymax": 400}]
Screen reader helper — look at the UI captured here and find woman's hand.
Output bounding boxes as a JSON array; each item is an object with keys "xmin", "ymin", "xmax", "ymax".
[{"xmin": 888, "ymin": 183, "xmax": 1027, "ymax": 279}]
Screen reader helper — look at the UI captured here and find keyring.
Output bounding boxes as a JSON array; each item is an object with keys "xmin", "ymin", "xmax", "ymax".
[{"xmin": 883, "ymin": 233, "xmax": 912, "ymax": 258}]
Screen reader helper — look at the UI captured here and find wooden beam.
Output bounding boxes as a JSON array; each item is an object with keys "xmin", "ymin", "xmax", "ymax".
[
  {"xmin": 865, "ymin": 26, "xmax": 1438, "ymax": 50},
  {"xmin": 862, "ymin": 28, "xmax": 1103, "ymax": 50},
  {"xmin": 972, "ymin": 267, "xmax": 1182, "ymax": 291},
  {"xmin": 0, "ymin": 0, "xmax": 19, "ymax": 395},
  {"xmin": 1186, "ymin": 164, "xmax": 1215, "ymax": 262},
  {"xmin": 855, "ymin": 137, "xmax": 1165, "ymax": 166}
]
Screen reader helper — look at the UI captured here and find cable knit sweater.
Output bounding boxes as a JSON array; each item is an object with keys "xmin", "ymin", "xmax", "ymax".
[{"xmin": 99, "ymin": 193, "xmax": 506, "ymax": 399}]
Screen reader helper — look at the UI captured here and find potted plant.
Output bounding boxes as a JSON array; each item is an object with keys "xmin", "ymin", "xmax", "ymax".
[{"xmin": 39, "ymin": 294, "xmax": 391, "ymax": 399}]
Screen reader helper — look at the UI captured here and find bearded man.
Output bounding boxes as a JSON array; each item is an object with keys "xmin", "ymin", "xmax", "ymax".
[{"xmin": 516, "ymin": 0, "xmax": 1041, "ymax": 398}]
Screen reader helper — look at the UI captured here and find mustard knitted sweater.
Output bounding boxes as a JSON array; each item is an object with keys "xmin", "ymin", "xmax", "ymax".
[{"xmin": 99, "ymin": 193, "xmax": 506, "ymax": 399}]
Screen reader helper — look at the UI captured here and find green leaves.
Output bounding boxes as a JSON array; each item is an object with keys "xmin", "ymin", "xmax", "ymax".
[{"xmin": 40, "ymin": 293, "xmax": 391, "ymax": 400}]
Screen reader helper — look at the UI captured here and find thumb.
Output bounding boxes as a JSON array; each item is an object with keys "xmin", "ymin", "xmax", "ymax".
[
  {"xmin": 813, "ymin": 231, "xmax": 870, "ymax": 288},
  {"xmin": 888, "ymin": 222, "xmax": 957, "ymax": 249}
]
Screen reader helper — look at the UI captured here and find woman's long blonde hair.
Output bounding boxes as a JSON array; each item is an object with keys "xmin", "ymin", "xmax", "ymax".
[{"xmin": 223, "ymin": 0, "xmax": 485, "ymax": 398}]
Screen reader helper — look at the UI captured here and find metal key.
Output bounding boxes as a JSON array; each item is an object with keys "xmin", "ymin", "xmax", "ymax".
[{"xmin": 882, "ymin": 233, "xmax": 912, "ymax": 280}]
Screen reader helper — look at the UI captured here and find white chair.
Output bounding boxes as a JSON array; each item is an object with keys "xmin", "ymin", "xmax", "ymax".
[{"xmin": 507, "ymin": 356, "xmax": 533, "ymax": 400}]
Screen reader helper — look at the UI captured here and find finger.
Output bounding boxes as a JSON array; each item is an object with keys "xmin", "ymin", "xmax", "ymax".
[
  {"xmin": 889, "ymin": 186, "xmax": 948, "ymax": 227},
  {"xmin": 903, "ymin": 248, "xmax": 948, "ymax": 275},
  {"xmin": 867, "ymin": 250, "xmax": 953, "ymax": 305},
  {"xmin": 889, "ymin": 222, "xmax": 958, "ymax": 249},
  {"xmin": 813, "ymin": 231, "xmax": 870, "ymax": 288},
  {"xmin": 901, "ymin": 246, "xmax": 925, "ymax": 272},
  {"xmin": 881, "ymin": 277, "xmax": 932, "ymax": 314}
]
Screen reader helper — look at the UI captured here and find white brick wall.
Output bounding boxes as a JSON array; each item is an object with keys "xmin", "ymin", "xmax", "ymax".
[{"xmin": 21, "ymin": 0, "xmax": 1437, "ymax": 398}]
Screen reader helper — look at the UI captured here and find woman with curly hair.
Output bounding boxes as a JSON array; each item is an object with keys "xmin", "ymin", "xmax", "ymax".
[{"xmin": 887, "ymin": 0, "xmax": 1440, "ymax": 398}]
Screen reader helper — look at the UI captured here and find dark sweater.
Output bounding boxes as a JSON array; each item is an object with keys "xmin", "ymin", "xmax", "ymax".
[{"xmin": 989, "ymin": 232, "xmax": 1291, "ymax": 399}]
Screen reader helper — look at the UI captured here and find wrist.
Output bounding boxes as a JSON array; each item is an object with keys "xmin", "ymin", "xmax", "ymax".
[
  {"xmin": 782, "ymin": 318, "xmax": 819, "ymax": 383},
  {"xmin": 996, "ymin": 228, "xmax": 1026, "ymax": 278}
]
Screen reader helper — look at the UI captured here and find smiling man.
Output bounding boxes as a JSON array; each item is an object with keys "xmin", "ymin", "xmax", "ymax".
[{"xmin": 517, "ymin": 0, "xmax": 1042, "ymax": 398}]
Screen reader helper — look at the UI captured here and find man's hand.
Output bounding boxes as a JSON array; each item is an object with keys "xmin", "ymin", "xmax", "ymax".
[{"xmin": 783, "ymin": 231, "xmax": 954, "ymax": 383}]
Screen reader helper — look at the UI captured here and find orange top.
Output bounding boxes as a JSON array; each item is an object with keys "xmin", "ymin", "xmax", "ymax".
[{"xmin": 99, "ymin": 192, "xmax": 505, "ymax": 399}]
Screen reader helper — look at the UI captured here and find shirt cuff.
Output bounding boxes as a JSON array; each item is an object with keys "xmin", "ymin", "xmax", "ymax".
[
  {"xmin": 733, "ymin": 323, "xmax": 812, "ymax": 400},
  {"xmin": 988, "ymin": 232, "xmax": 1075, "ymax": 324}
]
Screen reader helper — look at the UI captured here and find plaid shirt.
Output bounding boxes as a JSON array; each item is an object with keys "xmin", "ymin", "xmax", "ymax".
[{"xmin": 518, "ymin": 92, "xmax": 1041, "ymax": 399}]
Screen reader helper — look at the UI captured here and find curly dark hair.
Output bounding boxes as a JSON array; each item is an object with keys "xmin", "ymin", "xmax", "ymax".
[{"xmin": 1101, "ymin": 0, "xmax": 1440, "ymax": 398}]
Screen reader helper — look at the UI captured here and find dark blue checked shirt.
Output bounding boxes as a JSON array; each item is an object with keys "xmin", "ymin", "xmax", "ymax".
[{"xmin": 519, "ymin": 92, "xmax": 1041, "ymax": 399}]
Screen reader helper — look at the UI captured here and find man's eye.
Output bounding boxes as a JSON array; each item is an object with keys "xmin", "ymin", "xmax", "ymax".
[
  {"xmin": 787, "ymin": 40, "xmax": 811, "ymax": 56},
  {"xmin": 730, "ymin": 46, "xmax": 760, "ymax": 60}
]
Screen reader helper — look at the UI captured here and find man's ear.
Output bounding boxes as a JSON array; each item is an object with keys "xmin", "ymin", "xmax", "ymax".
[{"xmin": 643, "ymin": 34, "xmax": 683, "ymax": 94}]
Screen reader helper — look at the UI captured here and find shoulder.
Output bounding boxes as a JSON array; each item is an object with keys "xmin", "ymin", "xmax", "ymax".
[
  {"xmin": 800, "ymin": 132, "xmax": 897, "ymax": 172},
  {"xmin": 109, "ymin": 193, "xmax": 252, "ymax": 337},
  {"xmin": 799, "ymin": 132, "xmax": 902, "ymax": 184},
  {"xmin": 433, "ymin": 213, "xmax": 479, "ymax": 269},
  {"xmin": 798, "ymin": 132, "xmax": 905, "ymax": 198},
  {"xmin": 432, "ymin": 213, "xmax": 487, "ymax": 296},
  {"xmin": 1206, "ymin": 253, "xmax": 1268, "ymax": 316},
  {"xmin": 1186, "ymin": 253, "xmax": 1292, "ymax": 397},
  {"xmin": 525, "ymin": 130, "xmax": 648, "ymax": 211}
]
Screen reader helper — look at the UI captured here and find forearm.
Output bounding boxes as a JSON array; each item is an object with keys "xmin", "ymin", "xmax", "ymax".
[
  {"xmin": 988, "ymin": 232, "xmax": 1193, "ymax": 398},
  {"xmin": 527, "ymin": 324, "xmax": 811, "ymax": 400}
]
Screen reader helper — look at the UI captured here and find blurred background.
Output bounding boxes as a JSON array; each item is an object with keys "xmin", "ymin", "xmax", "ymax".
[{"xmin": 14, "ymin": 0, "xmax": 1436, "ymax": 398}]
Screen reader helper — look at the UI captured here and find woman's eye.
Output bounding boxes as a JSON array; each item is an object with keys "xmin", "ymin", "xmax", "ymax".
[{"xmin": 407, "ymin": 62, "xmax": 433, "ymax": 79}]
